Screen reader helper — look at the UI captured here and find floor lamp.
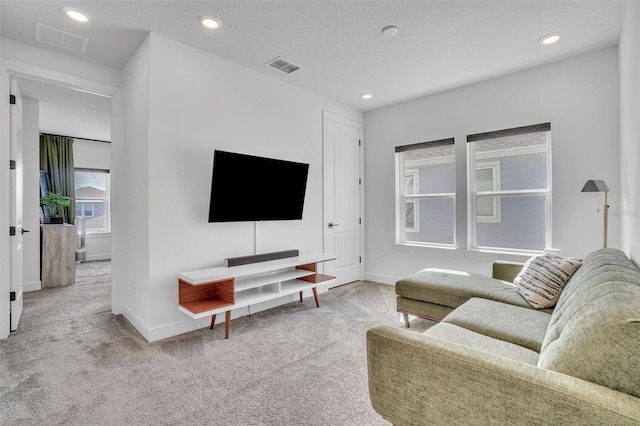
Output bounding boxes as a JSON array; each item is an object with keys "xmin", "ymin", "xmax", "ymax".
[{"xmin": 581, "ymin": 179, "xmax": 609, "ymax": 248}]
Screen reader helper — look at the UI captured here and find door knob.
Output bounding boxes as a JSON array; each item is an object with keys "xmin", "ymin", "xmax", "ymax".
[
  {"xmin": 22, "ymin": 229, "xmax": 30, "ymax": 234},
  {"xmin": 328, "ymin": 222, "xmax": 339, "ymax": 228}
]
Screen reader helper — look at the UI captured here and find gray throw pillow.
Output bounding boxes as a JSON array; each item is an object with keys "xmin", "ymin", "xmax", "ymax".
[{"xmin": 514, "ymin": 254, "xmax": 582, "ymax": 309}]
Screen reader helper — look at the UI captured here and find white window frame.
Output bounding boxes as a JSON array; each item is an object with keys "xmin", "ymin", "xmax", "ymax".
[
  {"xmin": 395, "ymin": 139, "xmax": 456, "ymax": 248},
  {"xmin": 467, "ymin": 124, "xmax": 552, "ymax": 254}
]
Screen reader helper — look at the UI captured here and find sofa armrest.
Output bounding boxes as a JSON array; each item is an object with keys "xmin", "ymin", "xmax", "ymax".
[
  {"xmin": 366, "ymin": 326, "xmax": 640, "ymax": 426},
  {"xmin": 492, "ymin": 260, "xmax": 525, "ymax": 282}
]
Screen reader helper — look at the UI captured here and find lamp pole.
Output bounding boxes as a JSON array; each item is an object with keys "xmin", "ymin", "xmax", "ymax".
[
  {"xmin": 603, "ymin": 192, "xmax": 609, "ymax": 248},
  {"xmin": 581, "ymin": 180, "xmax": 610, "ymax": 249}
]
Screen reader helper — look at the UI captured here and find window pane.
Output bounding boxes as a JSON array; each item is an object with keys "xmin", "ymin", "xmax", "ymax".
[
  {"xmin": 476, "ymin": 196, "xmax": 495, "ymax": 218},
  {"xmin": 405, "ymin": 198, "xmax": 454, "ymax": 245},
  {"xmin": 405, "ymin": 171, "xmax": 418, "ymax": 195},
  {"xmin": 405, "ymin": 201, "xmax": 415, "ymax": 229},
  {"xmin": 476, "ymin": 195, "xmax": 546, "ymax": 250},
  {"xmin": 475, "ymin": 133, "xmax": 547, "ymax": 191},
  {"xmin": 476, "ymin": 168, "xmax": 494, "ymax": 191},
  {"xmin": 403, "ymin": 144, "xmax": 455, "ymax": 194}
]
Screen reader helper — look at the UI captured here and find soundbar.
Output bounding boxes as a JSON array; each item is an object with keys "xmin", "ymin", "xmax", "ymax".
[{"xmin": 224, "ymin": 249, "xmax": 299, "ymax": 267}]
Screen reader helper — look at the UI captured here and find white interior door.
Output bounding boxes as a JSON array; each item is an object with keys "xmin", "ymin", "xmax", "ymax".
[
  {"xmin": 10, "ymin": 76, "xmax": 24, "ymax": 331},
  {"xmin": 323, "ymin": 112, "xmax": 362, "ymax": 287}
]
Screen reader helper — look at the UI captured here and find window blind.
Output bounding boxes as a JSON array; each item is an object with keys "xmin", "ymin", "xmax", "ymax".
[
  {"xmin": 395, "ymin": 137, "xmax": 454, "ymax": 153},
  {"xmin": 467, "ymin": 123, "xmax": 550, "ymax": 143}
]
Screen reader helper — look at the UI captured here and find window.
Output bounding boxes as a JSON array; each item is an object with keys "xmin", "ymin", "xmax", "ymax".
[
  {"xmin": 74, "ymin": 168, "xmax": 110, "ymax": 233},
  {"xmin": 396, "ymin": 138, "xmax": 455, "ymax": 247},
  {"xmin": 468, "ymin": 123, "xmax": 551, "ymax": 252}
]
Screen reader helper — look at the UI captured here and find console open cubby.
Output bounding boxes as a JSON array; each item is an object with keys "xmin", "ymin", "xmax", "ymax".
[
  {"xmin": 178, "ymin": 253, "xmax": 335, "ymax": 339},
  {"xmin": 178, "ymin": 278, "xmax": 235, "ymax": 315}
]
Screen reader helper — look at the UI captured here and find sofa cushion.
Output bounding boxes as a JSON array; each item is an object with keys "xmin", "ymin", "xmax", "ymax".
[
  {"xmin": 425, "ymin": 322, "xmax": 539, "ymax": 365},
  {"xmin": 539, "ymin": 248, "xmax": 640, "ymax": 398},
  {"xmin": 441, "ymin": 298, "xmax": 551, "ymax": 352},
  {"xmin": 396, "ymin": 268, "xmax": 547, "ymax": 311},
  {"xmin": 514, "ymin": 254, "xmax": 582, "ymax": 309}
]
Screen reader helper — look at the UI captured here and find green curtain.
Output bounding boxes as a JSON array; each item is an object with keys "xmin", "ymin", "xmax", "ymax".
[{"xmin": 39, "ymin": 134, "xmax": 75, "ymax": 223}]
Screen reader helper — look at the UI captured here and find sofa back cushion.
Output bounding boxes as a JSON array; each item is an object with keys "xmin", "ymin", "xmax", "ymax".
[{"xmin": 538, "ymin": 249, "xmax": 640, "ymax": 397}]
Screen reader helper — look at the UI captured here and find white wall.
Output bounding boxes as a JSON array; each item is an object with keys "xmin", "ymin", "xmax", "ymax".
[
  {"xmin": 620, "ymin": 1, "xmax": 640, "ymax": 263},
  {"xmin": 114, "ymin": 34, "xmax": 152, "ymax": 328},
  {"xmin": 116, "ymin": 33, "xmax": 362, "ymax": 340},
  {"xmin": 22, "ymin": 97, "xmax": 40, "ymax": 292},
  {"xmin": 364, "ymin": 47, "xmax": 620, "ymax": 284},
  {"xmin": 74, "ymin": 139, "xmax": 112, "ymax": 261}
]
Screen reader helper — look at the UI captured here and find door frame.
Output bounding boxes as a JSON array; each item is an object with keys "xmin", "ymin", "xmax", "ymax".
[
  {"xmin": 322, "ymin": 110, "xmax": 365, "ymax": 284},
  {"xmin": 0, "ymin": 59, "xmax": 120, "ymax": 339}
]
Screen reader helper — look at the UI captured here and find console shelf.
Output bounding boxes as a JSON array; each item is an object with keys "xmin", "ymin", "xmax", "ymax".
[{"xmin": 178, "ymin": 253, "xmax": 335, "ymax": 338}]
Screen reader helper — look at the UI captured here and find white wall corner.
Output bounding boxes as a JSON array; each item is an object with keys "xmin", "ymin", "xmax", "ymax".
[{"xmin": 119, "ymin": 304, "xmax": 155, "ymax": 342}]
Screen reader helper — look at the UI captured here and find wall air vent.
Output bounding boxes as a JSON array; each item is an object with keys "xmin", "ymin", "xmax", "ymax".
[
  {"xmin": 35, "ymin": 23, "xmax": 89, "ymax": 54},
  {"xmin": 265, "ymin": 56, "xmax": 301, "ymax": 74}
]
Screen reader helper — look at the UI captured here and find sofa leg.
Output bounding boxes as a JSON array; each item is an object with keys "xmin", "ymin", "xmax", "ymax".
[{"xmin": 402, "ymin": 312, "xmax": 410, "ymax": 328}]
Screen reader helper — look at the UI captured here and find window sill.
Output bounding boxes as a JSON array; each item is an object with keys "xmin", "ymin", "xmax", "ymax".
[
  {"xmin": 86, "ymin": 232, "xmax": 111, "ymax": 239},
  {"xmin": 464, "ymin": 248, "xmax": 543, "ymax": 262},
  {"xmin": 393, "ymin": 243, "xmax": 457, "ymax": 253}
]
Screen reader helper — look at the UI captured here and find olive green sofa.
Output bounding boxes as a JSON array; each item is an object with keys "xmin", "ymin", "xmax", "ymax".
[{"xmin": 366, "ymin": 248, "xmax": 640, "ymax": 425}]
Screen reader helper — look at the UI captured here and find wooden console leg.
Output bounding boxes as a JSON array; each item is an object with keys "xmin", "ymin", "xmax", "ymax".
[
  {"xmin": 224, "ymin": 311, "xmax": 231, "ymax": 339},
  {"xmin": 312, "ymin": 287, "xmax": 320, "ymax": 308},
  {"xmin": 210, "ymin": 314, "xmax": 217, "ymax": 330},
  {"xmin": 299, "ymin": 291, "xmax": 303, "ymax": 302},
  {"xmin": 402, "ymin": 312, "xmax": 410, "ymax": 328}
]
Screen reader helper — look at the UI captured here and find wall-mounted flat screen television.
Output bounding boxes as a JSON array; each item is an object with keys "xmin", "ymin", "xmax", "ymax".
[{"xmin": 208, "ymin": 150, "xmax": 309, "ymax": 222}]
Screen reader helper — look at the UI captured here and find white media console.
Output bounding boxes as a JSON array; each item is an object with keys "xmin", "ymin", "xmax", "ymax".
[{"xmin": 177, "ymin": 253, "xmax": 336, "ymax": 338}]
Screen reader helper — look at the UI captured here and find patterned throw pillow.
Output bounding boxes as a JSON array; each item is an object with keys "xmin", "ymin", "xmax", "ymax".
[{"xmin": 514, "ymin": 254, "xmax": 582, "ymax": 309}]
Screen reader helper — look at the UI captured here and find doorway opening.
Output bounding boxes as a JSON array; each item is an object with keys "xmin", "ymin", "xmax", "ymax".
[{"xmin": 12, "ymin": 73, "xmax": 114, "ymax": 332}]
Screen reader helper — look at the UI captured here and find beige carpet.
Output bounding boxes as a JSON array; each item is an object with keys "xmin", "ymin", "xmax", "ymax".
[{"xmin": 0, "ymin": 261, "xmax": 434, "ymax": 425}]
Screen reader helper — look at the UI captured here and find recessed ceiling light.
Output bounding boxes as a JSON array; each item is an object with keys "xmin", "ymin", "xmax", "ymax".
[
  {"xmin": 381, "ymin": 26, "xmax": 399, "ymax": 37},
  {"xmin": 200, "ymin": 16, "xmax": 221, "ymax": 30},
  {"xmin": 63, "ymin": 7, "xmax": 91, "ymax": 23},
  {"xmin": 539, "ymin": 33, "xmax": 561, "ymax": 45},
  {"xmin": 361, "ymin": 93, "xmax": 373, "ymax": 100}
]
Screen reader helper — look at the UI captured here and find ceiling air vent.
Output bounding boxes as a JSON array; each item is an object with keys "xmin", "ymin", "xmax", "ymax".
[
  {"xmin": 35, "ymin": 23, "xmax": 89, "ymax": 54},
  {"xmin": 266, "ymin": 56, "xmax": 301, "ymax": 74}
]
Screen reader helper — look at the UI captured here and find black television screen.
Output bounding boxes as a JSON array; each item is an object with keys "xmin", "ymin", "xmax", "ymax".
[{"xmin": 208, "ymin": 150, "xmax": 309, "ymax": 222}]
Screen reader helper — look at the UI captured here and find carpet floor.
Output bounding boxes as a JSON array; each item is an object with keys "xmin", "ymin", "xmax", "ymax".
[{"xmin": 0, "ymin": 262, "xmax": 433, "ymax": 425}]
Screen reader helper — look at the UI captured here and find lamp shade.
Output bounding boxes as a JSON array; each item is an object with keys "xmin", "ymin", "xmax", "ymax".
[{"xmin": 581, "ymin": 179, "xmax": 609, "ymax": 192}]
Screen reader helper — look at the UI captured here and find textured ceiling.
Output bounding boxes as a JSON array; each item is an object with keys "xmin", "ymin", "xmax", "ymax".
[{"xmin": 0, "ymin": 1, "xmax": 628, "ymax": 112}]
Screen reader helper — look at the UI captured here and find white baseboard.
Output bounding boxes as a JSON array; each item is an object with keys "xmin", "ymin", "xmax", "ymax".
[
  {"xmin": 364, "ymin": 272, "xmax": 397, "ymax": 285},
  {"xmin": 24, "ymin": 280, "xmax": 42, "ymax": 292},
  {"xmin": 119, "ymin": 305, "xmax": 154, "ymax": 342}
]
